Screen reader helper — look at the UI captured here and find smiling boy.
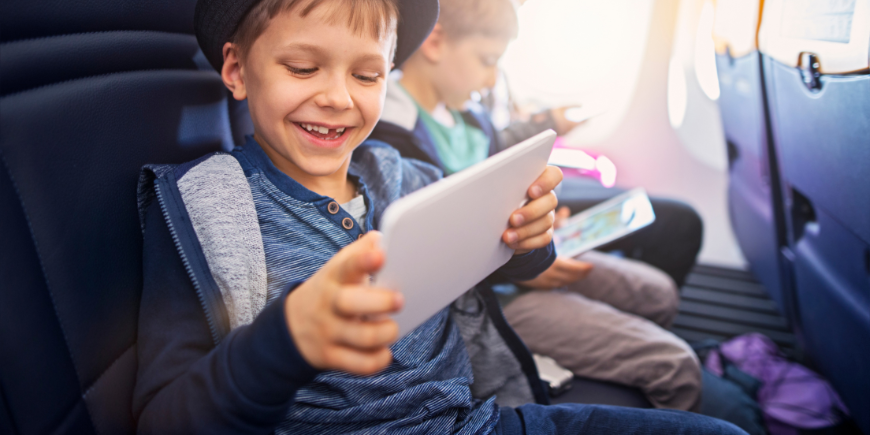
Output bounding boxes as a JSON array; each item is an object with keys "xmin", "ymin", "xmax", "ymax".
[{"xmin": 134, "ymin": 0, "xmax": 563, "ymax": 433}]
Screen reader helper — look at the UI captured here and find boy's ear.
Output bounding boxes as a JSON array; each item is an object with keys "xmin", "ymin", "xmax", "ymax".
[
  {"xmin": 417, "ymin": 23, "xmax": 446, "ymax": 63},
  {"xmin": 221, "ymin": 42, "xmax": 247, "ymax": 101}
]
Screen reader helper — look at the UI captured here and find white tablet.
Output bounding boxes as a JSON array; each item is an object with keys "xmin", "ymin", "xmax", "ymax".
[
  {"xmin": 374, "ymin": 130, "xmax": 557, "ymax": 337},
  {"xmin": 553, "ymin": 188, "xmax": 655, "ymax": 258}
]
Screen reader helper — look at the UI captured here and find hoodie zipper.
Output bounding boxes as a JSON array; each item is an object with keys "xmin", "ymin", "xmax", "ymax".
[{"xmin": 155, "ymin": 178, "xmax": 225, "ymax": 345}]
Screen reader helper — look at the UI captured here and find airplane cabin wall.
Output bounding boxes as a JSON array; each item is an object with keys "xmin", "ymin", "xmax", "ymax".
[{"xmin": 503, "ymin": 0, "xmax": 746, "ymax": 268}]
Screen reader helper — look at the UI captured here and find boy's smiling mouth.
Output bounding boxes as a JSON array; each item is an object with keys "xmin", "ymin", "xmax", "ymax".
[{"xmin": 293, "ymin": 121, "xmax": 351, "ymax": 142}]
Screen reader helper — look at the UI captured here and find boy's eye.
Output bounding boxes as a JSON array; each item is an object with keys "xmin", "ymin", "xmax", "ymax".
[
  {"xmin": 287, "ymin": 66, "xmax": 318, "ymax": 76},
  {"xmin": 353, "ymin": 73, "xmax": 380, "ymax": 83}
]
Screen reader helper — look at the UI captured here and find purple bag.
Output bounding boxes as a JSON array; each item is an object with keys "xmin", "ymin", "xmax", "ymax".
[{"xmin": 705, "ymin": 333, "xmax": 849, "ymax": 435}]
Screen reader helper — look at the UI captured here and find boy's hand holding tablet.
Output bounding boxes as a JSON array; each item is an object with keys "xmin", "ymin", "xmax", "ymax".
[
  {"xmin": 503, "ymin": 165, "xmax": 562, "ymax": 254},
  {"xmin": 375, "ymin": 131, "xmax": 559, "ymax": 337},
  {"xmin": 286, "ymin": 232, "xmax": 401, "ymax": 376},
  {"xmin": 517, "ymin": 207, "xmax": 595, "ymax": 290},
  {"xmin": 287, "ymin": 132, "xmax": 561, "ymax": 375}
]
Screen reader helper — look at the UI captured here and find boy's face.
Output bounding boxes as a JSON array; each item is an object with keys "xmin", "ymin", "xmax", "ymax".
[
  {"xmin": 226, "ymin": 6, "xmax": 395, "ymax": 179},
  {"xmin": 433, "ymin": 35, "xmax": 510, "ymax": 109}
]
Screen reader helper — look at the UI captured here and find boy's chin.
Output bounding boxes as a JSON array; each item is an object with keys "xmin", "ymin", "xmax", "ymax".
[
  {"xmin": 296, "ymin": 157, "xmax": 352, "ymax": 177},
  {"xmin": 446, "ymin": 96, "xmax": 472, "ymax": 110}
]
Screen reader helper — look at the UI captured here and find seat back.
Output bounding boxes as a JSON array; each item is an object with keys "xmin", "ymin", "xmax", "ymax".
[
  {"xmin": 759, "ymin": 0, "xmax": 870, "ymax": 432},
  {"xmin": 0, "ymin": 1, "xmax": 232, "ymax": 433},
  {"xmin": 713, "ymin": 0, "xmax": 795, "ymax": 324}
]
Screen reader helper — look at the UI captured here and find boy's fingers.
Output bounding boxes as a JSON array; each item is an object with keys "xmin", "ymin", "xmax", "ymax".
[
  {"xmin": 510, "ymin": 192, "xmax": 558, "ymax": 227},
  {"xmin": 534, "ymin": 275, "xmax": 562, "ymax": 290},
  {"xmin": 322, "ymin": 345, "xmax": 393, "ymax": 376},
  {"xmin": 332, "ymin": 318, "xmax": 400, "ymax": 350},
  {"xmin": 552, "ymin": 267, "xmax": 586, "ymax": 283},
  {"xmin": 333, "ymin": 287, "xmax": 404, "ymax": 317},
  {"xmin": 527, "ymin": 166, "xmax": 563, "ymax": 199},
  {"xmin": 555, "ymin": 206, "xmax": 571, "ymax": 229},
  {"xmin": 504, "ymin": 212, "xmax": 555, "ymax": 245},
  {"xmin": 555, "ymin": 258, "xmax": 592, "ymax": 273},
  {"xmin": 330, "ymin": 232, "xmax": 385, "ymax": 284},
  {"xmin": 513, "ymin": 228, "xmax": 554, "ymax": 252}
]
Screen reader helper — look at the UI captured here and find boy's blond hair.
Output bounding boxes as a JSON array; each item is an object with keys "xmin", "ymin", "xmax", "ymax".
[
  {"xmin": 232, "ymin": 0, "xmax": 399, "ymax": 59},
  {"xmin": 438, "ymin": 0, "xmax": 519, "ymax": 41}
]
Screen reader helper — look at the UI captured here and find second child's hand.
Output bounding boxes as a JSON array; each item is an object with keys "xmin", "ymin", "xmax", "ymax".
[
  {"xmin": 515, "ymin": 206, "xmax": 595, "ymax": 289},
  {"xmin": 503, "ymin": 166, "xmax": 563, "ymax": 255}
]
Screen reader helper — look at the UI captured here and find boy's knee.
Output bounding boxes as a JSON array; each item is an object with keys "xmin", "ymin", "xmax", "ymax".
[
  {"xmin": 624, "ymin": 262, "xmax": 680, "ymax": 327},
  {"xmin": 635, "ymin": 268, "xmax": 680, "ymax": 327},
  {"xmin": 644, "ymin": 334, "xmax": 702, "ymax": 411}
]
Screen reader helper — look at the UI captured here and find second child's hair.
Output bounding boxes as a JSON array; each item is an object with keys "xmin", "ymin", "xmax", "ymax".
[
  {"xmin": 438, "ymin": 0, "xmax": 519, "ymax": 41},
  {"xmin": 232, "ymin": 0, "xmax": 399, "ymax": 60}
]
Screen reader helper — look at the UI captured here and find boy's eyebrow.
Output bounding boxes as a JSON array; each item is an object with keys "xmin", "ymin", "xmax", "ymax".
[
  {"xmin": 275, "ymin": 42, "xmax": 324, "ymax": 55},
  {"xmin": 276, "ymin": 43, "xmax": 387, "ymax": 64}
]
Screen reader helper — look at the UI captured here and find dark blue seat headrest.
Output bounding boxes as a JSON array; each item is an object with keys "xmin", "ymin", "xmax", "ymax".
[
  {"xmin": 0, "ymin": 0, "xmax": 197, "ymax": 43},
  {"xmin": 1, "ymin": 32, "xmax": 204, "ymax": 97}
]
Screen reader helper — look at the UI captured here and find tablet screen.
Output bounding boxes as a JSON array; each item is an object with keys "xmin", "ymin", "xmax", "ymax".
[{"xmin": 554, "ymin": 189, "xmax": 655, "ymax": 258}]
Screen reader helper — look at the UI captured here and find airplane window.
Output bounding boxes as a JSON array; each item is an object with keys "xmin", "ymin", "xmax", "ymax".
[
  {"xmin": 500, "ymin": 0, "xmax": 654, "ymax": 143},
  {"xmin": 694, "ymin": 0, "xmax": 720, "ymax": 101},
  {"xmin": 667, "ymin": 56, "xmax": 688, "ymax": 129},
  {"xmin": 669, "ymin": 0, "xmax": 719, "ymax": 128},
  {"xmin": 667, "ymin": 0, "xmax": 727, "ymax": 171}
]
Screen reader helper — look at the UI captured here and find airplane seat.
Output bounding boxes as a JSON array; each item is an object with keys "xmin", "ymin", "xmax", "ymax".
[
  {"xmin": 759, "ymin": 0, "xmax": 870, "ymax": 432},
  {"xmin": 0, "ymin": 0, "xmax": 231, "ymax": 433},
  {"xmin": 713, "ymin": 0, "xmax": 796, "ymax": 323}
]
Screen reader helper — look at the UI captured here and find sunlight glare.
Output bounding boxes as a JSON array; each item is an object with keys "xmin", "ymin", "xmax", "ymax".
[{"xmin": 694, "ymin": 0, "xmax": 720, "ymax": 100}]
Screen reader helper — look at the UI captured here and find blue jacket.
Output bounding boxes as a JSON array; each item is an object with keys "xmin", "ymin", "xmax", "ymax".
[{"xmin": 132, "ymin": 140, "xmax": 554, "ymax": 434}]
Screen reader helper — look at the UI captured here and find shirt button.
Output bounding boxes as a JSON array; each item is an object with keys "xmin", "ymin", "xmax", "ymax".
[
  {"xmin": 342, "ymin": 217, "xmax": 354, "ymax": 230},
  {"xmin": 327, "ymin": 201, "xmax": 340, "ymax": 215}
]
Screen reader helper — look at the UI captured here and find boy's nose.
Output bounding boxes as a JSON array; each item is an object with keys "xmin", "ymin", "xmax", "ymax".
[
  {"xmin": 316, "ymin": 74, "xmax": 354, "ymax": 110},
  {"xmin": 483, "ymin": 68, "xmax": 499, "ymax": 90}
]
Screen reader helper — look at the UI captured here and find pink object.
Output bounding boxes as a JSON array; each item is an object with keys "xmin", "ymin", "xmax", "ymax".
[{"xmin": 549, "ymin": 137, "xmax": 617, "ymax": 188}]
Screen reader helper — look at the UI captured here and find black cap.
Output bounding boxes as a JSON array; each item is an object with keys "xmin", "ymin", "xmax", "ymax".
[{"xmin": 194, "ymin": 0, "xmax": 439, "ymax": 72}]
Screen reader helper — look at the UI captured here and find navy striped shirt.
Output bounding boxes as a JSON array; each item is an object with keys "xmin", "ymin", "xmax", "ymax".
[{"xmin": 232, "ymin": 137, "xmax": 499, "ymax": 434}]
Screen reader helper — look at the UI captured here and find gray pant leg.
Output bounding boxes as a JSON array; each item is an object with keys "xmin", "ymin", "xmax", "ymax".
[
  {"xmin": 569, "ymin": 250, "xmax": 680, "ymax": 328},
  {"xmin": 503, "ymin": 291, "xmax": 701, "ymax": 411}
]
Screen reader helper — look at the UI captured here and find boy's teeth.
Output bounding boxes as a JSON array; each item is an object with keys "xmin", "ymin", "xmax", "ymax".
[{"xmin": 299, "ymin": 123, "xmax": 347, "ymax": 137}]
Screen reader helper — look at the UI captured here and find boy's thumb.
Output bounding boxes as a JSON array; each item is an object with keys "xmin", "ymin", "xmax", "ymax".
[{"xmin": 332, "ymin": 231, "xmax": 384, "ymax": 284}]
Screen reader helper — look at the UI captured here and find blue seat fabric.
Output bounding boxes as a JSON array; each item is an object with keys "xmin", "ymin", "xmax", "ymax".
[
  {"xmin": 0, "ymin": 0, "xmax": 230, "ymax": 433},
  {"xmin": 715, "ymin": 6, "xmax": 870, "ymax": 429},
  {"xmin": 763, "ymin": 57, "xmax": 870, "ymax": 434},
  {"xmin": 716, "ymin": 50, "xmax": 793, "ymax": 322}
]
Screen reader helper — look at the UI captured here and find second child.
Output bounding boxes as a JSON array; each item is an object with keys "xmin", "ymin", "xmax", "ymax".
[{"xmin": 371, "ymin": 0, "xmax": 704, "ymax": 411}]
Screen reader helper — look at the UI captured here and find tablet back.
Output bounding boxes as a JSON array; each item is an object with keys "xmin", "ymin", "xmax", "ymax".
[{"xmin": 375, "ymin": 130, "xmax": 556, "ymax": 336}]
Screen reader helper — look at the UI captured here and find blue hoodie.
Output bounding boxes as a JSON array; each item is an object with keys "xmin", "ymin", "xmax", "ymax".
[{"xmin": 132, "ymin": 139, "xmax": 554, "ymax": 434}]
